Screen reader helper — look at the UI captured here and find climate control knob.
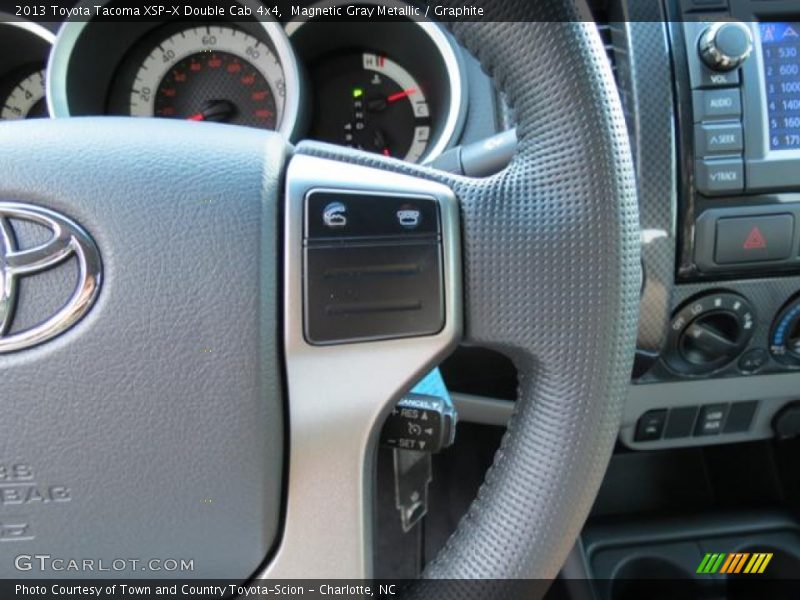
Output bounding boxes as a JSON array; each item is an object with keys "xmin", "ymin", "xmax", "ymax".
[
  {"xmin": 666, "ymin": 293, "xmax": 755, "ymax": 375},
  {"xmin": 770, "ymin": 296, "xmax": 800, "ymax": 367},
  {"xmin": 699, "ymin": 22, "xmax": 754, "ymax": 72}
]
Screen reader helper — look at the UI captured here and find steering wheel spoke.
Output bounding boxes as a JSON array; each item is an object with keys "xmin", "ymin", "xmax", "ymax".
[{"xmin": 263, "ymin": 152, "xmax": 462, "ymax": 578}]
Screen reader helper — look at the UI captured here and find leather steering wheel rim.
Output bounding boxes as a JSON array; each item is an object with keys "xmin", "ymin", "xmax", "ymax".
[{"xmin": 294, "ymin": 0, "xmax": 641, "ymax": 582}]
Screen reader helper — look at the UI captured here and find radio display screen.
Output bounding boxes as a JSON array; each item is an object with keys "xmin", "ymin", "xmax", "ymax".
[{"xmin": 760, "ymin": 22, "xmax": 800, "ymax": 150}]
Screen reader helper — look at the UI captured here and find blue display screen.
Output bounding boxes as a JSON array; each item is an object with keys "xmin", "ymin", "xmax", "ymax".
[{"xmin": 760, "ymin": 23, "xmax": 800, "ymax": 150}]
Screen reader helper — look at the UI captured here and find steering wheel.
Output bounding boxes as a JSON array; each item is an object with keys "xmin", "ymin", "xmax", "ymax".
[{"xmin": 0, "ymin": 0, "xmax": 639, "ymax": 591}]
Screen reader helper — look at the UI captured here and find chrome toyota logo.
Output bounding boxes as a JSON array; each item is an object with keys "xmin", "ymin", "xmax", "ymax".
[{"xmin": 0, "ymin": 203, "xmax": 101, "ymax": 353}]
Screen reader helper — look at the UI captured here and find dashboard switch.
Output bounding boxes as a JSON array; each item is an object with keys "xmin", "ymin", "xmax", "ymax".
[
  {"xmin": 694, "ymin": 123, "xmax": 743, "ymax": 157},
  {"xmin": 737, "ymin": 348, "xmax": 769, "ymax": 374},
  {"xmin": 695, "ymin": 403, "xmax": 729, "ymax": 436},
  {"xmin": 693, "ymin": 89, "xmax": 742, "ymax": 122},
  {"xmin": 724, "ymin": 401, "xmax": 758, "ymax": 433},
  {"xmin": 635, "ymin": 410, "xmax": 667, "ymax": 442},
  {"xmin": 696, "ymin": 158, "xmax": 744, "ymax": 195},
  {"xmin": 715, "ymin": 214, "xmax": 794, "ymax": 264},
  {"xmin": 664, "ymin": 406, "xmax": 699, "ymax": 439}
]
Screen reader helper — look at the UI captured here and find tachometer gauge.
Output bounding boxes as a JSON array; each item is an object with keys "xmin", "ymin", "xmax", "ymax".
[
  {"xmin": 1, "ymin": 69, "xmax": 47, "ymax": 120},
  {"xmin": 309, "ymin": 52, "xmax": 432, "ymax": 162},
  {"xmin": 128, "ymin": 26, "xmax": 285, "ymax": 129}
]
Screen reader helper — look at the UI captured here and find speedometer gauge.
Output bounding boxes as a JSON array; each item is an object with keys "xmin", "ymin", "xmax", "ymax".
[
  {"xmin": 308, "ymin": 52, "xmax": 432, "ymax": 162},
  {"xmin": 1, "ymin": 70, "xmax": 47, "ymax": 120},
  {"xmin": 128, "ymin": 26, "xmax": 285, "ymax": 129}
]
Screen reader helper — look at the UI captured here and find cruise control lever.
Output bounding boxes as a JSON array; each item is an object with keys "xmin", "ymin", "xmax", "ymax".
[
  {"xmin": 380, "ymin": 393, "xmax": 456, "ymax": 453},
  {"xmin": 380, "ymin": 389, "xmax": 457, "ymax": 532}
]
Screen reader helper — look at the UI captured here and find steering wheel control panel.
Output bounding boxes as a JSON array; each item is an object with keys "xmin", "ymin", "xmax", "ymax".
[
  {"xmin": 303, "ymin": 190, "xmax": 444, "ymax": 344},
  {"xmin": 671, "ymin": 1, "xmax": 800, "ymax": 280}
]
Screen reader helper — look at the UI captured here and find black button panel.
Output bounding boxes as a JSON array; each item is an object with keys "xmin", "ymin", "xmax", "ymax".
[
  {"xmin": 303, "ymin": 190, "xmax": 444, "ymax": 345},
  {"xmin": 306, "ymin": 191, "xmax": 439, "ymax": 240},
  {"xmin": 634, "ymin": 401, "xmax": 758, "ymax": 443}
]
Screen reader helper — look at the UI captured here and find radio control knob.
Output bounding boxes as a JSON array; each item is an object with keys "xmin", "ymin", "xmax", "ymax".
[{"xmin": 699, "ymin": 22, "xmax": 754, "ymax": 71}]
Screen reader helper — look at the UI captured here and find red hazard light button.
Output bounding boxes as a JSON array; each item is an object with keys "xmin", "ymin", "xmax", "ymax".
[{"xmin": 715, "ymin": 214, "xmax": 794, "ymax": 265}]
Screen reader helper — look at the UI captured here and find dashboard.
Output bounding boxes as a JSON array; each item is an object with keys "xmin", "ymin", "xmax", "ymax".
[{"xmin": 0, "ymin": 0, "xmax": 477, "ymax": 164}]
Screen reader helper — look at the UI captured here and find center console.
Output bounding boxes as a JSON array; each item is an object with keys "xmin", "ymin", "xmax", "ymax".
[
  {"xmin": 675, "ymin": 4, "xmax": 800, "ymax": 281},
  {"xmin": 601, "ymin": 0, "xmax": 800, "ymax": 449}
]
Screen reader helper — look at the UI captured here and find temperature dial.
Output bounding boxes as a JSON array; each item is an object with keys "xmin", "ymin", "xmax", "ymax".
[
  {"xmin": 666, "ymin": 293, "xmax": 756, "ymax": 375},
  {"xmin": 770, "ymin": 297, "xmax": 800, "ymax": 366},
  {"xmin": 699, "ymin": 22, "xmax": 754, "ymax": 71}
]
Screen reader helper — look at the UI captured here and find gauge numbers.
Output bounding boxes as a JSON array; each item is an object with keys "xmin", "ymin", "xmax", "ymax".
[
  {"xmin": 1, "ymin": 70, "xmax": 47, "ymax": 120},
  {"xmin": 129, "ymin": 26, "xmax": 285, "ymax": 130}
]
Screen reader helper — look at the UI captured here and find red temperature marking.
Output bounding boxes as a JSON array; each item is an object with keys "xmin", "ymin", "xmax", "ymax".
[
  {"xmin": 227, "ymin": 62, "xmax": 242, "ymax": 74},
  {"xmin": 190, "ymin": 62, "xmax": 202, "ymax": 72},
  {"xmin": 161, "ymin": 88, "xmax": 176, "ymax": 98},
  {"xmin": 174, "ymin": 71, "xmax": 187, "ymax": 82},
  {"xmin": 241, "ymin": 75, "xmax": 255, "ymax": 86},
  {"xmin": 251, "ymin": 91, "xmax": 268, "ymax": 101},
  {"xmin": 208, "ymin": 57, "xmax": 222, "ymax": 68},
  {"xmin": 254, "ymin": 109, "xmax": 273, "ymax": 119}
]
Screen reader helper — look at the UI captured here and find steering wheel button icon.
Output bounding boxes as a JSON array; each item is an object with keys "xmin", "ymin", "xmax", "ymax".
[
  {"xmin": 322, "ymin": 202, "xmax": 348, "ymax": 228},
  {"xmin": 397, "ymin": 205, "xmax": 422, "ymax": 229}
]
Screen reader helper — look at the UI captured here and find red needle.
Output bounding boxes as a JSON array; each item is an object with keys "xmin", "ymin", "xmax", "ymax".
[
  {"xmin": 382, "ymin": 148, "xmax": 391, "ymax": 157},
  {"xmin": 187, "ymin": 113, "xmax": 205, "ymax": 122},
  {"xmin": 387, "ymin": 88, "xmax": 417, "ymax": 103}
]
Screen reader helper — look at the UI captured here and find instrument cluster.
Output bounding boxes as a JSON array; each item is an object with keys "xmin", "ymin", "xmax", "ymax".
[{"xmin": 0, "ymin": 0, "xmax": 467, "ymax": 164}]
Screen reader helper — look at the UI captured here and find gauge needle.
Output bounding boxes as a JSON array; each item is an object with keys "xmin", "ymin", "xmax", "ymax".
[
  {"xmin": 386, "ymin": 88, "xmax": 417, "ymax": 103},
  {"xmin": 187, "ymin": 99, "xmax": 237, "ymax": 123},
  {"xmin": 366, "ymin": 88, "xmax": 418, "ymax": 112}
]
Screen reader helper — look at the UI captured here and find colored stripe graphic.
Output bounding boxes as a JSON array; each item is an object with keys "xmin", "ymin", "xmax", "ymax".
[{"xmin": 699, "ymin": 552, "xmax": 773, "ymax": 574}]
